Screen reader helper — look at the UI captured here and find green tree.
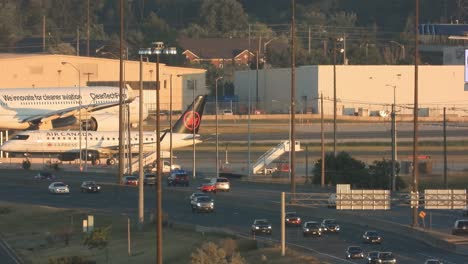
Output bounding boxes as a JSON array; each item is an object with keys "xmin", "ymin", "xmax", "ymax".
[
  {"xmin": 369, "ymin": 159, "xmax": 407, "ymax": 190},
  {"xmin": 199, "ymin": 0, "xmax": 248, "ymax": 36}
]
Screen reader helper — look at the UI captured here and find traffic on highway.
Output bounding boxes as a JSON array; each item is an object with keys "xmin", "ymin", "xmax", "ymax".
[{"xmin": 0, "ymin": 166, "xmax": 465, "ymax": 264}]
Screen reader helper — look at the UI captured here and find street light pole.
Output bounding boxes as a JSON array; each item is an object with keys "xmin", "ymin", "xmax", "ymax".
[
  {"xmin": 61, "ymin": 62, "xmax": 82, "ymax": 172},
  {"xmin": 215, "ymin": 76, "xmax": 223, "ymax": 178}
]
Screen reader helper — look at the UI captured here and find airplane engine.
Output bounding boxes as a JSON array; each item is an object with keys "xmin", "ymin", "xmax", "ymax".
[
  {"xmin": 51, "ymin": 116, "xmax": 78, "ymax": 129},
  {"xmin": 82, "ymin": 117, "xmax": 98, "ymax": 131},
  {"xmin": 85, "ymin": 114, "xmax": 122, "ymax": 131}
]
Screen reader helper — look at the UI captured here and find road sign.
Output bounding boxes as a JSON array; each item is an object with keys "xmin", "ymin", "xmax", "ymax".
[
  {"xmin": 419, "ymin": 211, "xmax": 426, "ymax": 218},
  {"xmin": 424, "ymin": 189, "xmax": 466, "ymax": 209},
  {"xmin": 336, "ymin": 189, "xmax": 390, "ymax": 210}
]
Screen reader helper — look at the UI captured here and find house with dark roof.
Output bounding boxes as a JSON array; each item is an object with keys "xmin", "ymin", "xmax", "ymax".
[{"xmin": 179, "ymin": 38, "xmax": 261, "ymax": 68}]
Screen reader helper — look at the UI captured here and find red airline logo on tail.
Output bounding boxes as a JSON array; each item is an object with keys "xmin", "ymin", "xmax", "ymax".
[{"xmin": 183, "ymin": 111, "xmax": 200, "ymax": 131}]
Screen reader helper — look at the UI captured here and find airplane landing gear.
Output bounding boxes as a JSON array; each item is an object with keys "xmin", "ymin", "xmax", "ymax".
[{"xmin": 22, "ymin": 159, "xmax": 31, "ymax": 170}]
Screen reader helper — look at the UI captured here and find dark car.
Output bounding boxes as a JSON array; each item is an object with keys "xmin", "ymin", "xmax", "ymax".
[
  {"xmin": 366, "ymin": 251, "xmax": 380, "ymax": 264},
  {"xmin": 452, "ymin": 219, "xmax": 468, "ymax": 235},
  {"xmin": 285, "ymin": 212, "xmax": 302, "ymax": 226},
  {"xmin": 376, "ymin": 252, "xmax": 396, "ymax": 263},
  {"xmin": 191, "ymin": 196, "xmax": 215, "ymax": 213},
  {"xmin": 346, "ymin": 246, "xmax": 364, "ymax": 259},
  {"xmin": 251, "ymin": 219, "xmax": 272, "ymax": 235},
  {"xmin": 302, "ymin": 221, "xmax": 322, "ymax": 237},
  {"xmin": 35, "ymin": 171, "xmax": 56, "ymax": 180},
  {"xmin": 363, "ymin": 230, "xmax": 383, "ymax": 244},
  {"xmin": 80, "ymin": 181, "xmax": 101, "ymax": 193},
  {"xmin": 167, "ymin": 169, "xmax": 189, "ymax": 186},
  {"xmin": 144, "ymin": 174, "xmax": 156, "ymax": 185},
  {"xmin": 321, "ymin": 219, "xmax": 340, "ymax": 233}
]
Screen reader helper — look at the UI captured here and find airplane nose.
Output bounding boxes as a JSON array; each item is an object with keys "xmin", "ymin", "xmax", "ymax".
[{"xmin": 0, "ymin": 141, "xmax": 12, "ymax": 152}]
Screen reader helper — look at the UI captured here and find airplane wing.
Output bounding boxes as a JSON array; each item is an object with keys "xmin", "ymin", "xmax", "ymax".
[{"xmin": 21, "ymin": 101, "xmax": 122, "ymax": 124}]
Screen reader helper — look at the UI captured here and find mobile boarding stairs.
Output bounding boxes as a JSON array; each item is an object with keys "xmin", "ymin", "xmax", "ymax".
[{"xmin": 252, "ymin": 140, "xmax": 302, "ymax": 175}]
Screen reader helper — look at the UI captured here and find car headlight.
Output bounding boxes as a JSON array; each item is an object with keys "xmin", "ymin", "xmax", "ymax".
[
  {"xmin": 255, "ymin": 226, "xmax": 259, "ymax": 229},
  {"xmin": 88, "ymin": 187, "xmax": 92, "ymax": 189},
  {"xmin": 210, "ymin": 202, "xmax": 214, "ymax": 206},
  {"xmin": 305, "ymin": 228, "xmax": 309, "ymax": 231},
  {"xmin": 97, "ymin": 186, "xmax": 101, "ymax": 189},
  {"xmin": 319, "ymin": 228, "xmax": 322, "ymax": 231},
  {"xmin": 366, "ymin": 236, "xmax": 369, "ymax": 239},
  {"xmin": 378, "ymin": 259, "xmax": 382, "ymax": 263},
  {"xmin": 286, "ymin": 218, "xmax": 289, "ymax": 221},
  {"xmin": 347, "ymin": 254, "xmax": 351, "ymax": 258},
  {"xmin": 197, "ymin": 203, "xmax": 201, "ymax": 206},
  {"xmin": 336, "ymin": 227, "xmax": 340, "ymax": 230},
  {"xmin": 297, "ymin": 217, "xmax": 301, "ymax": 221},
  {"xmin": 268, "ymin": 226, "xmax": 271, "ymax": 229}
]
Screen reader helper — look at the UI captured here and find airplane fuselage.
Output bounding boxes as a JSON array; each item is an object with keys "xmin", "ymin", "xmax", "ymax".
[
  {"xmin": 0, "ymin": 86, "xmax": 139, "ymax": 130},
  {"xmin": 0, "ymin": 130, "xmax": 200, "ymax": 155}
]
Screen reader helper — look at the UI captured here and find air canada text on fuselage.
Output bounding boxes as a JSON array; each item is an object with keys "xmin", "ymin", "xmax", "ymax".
[{"xmin": 46, "ymin": 131, "xmax": 93, "ymax": 137}]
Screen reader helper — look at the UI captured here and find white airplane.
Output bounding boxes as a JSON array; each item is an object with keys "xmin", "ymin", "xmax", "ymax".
[
  {"xmin": 0, "ymin": 85, "xmax": 140, "ymax": 131},
  {"xmin": 1, "ymin": 95, "xmax": 206, "ymax": 165}
]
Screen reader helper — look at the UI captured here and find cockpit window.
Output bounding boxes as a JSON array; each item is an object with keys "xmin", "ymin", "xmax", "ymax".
[{"xmin": 13, "ymin": 135, "xmax": 29, "ymax": 140}]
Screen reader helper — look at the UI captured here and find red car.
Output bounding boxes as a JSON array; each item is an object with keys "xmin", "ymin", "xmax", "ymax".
[
  {"xmin": 285, "ymin": 212, "xmax": 302, "ymax": 226},
  {"xmin": 122, "ymin": 176, "xmax": 138, "ymax": 186},
  {"xmin": 199, "ymin": 183, "xmax": 217, "ymax": 193}
]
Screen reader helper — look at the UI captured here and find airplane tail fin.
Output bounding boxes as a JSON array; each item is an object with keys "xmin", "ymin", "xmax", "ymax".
[
  {"xmin": 172, "ymin": 95, "xmax": 206, "ymax": 134},
  {"xmin": 125, "ymin": 84, "xmax": 136, "ymax": 101}
]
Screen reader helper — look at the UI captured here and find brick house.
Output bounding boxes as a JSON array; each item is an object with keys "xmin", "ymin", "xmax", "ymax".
[{"xmin": 179, "ymin": 38, "xmax": 261, "ymax": 68}]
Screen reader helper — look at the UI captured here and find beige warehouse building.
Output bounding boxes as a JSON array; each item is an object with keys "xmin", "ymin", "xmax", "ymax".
[
  {"xmin": 0, "ymin": 54, "xmax": 207, "ymax": 113},
  {"xmin": 235, "ymin": 65, "xmax": 466, "ymax": 117}
]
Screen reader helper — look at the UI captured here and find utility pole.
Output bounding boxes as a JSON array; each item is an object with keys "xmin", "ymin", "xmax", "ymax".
[
  {"xmin": 412, "ymin": 0, "xmax": 420, "ymax": 228},
  {"xmin": 42, "ymin": 16, "xmax": 46, "ymax": 52},
  {"xmin": 87, "ymin": 0, "xmax": 90, "ymax": 56},
  {"xmin": 321, "ymin": 93, "xmax": 325, "ymax": 187},
  {"xmin": 138, "ymin": 55, "xmax": 144, "ymax": 225},
  {"xmin": 391, "ymin": 103, "xmax": 396, "ymax": 191},
  {"xmin": 118, "ymin": 0, "xmax": 125, "ymax": 184},
  {"xmin": 333, "ymin": 41, "xmax": 337, "ymax": 157},
  {"xmin": 290, "ymin": 0, "xmax": 296, "ymax": 195},
  {"xmin": 443, "ymin": 107, "xmax": 447, "ymax": 188}
]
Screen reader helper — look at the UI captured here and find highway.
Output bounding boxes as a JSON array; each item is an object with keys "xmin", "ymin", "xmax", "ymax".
[{"xmin": 0, "ymin": 168, "xmax": 465, "ymax": 264}]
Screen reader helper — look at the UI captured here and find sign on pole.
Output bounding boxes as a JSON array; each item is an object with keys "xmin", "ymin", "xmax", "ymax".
[{"xmin": 418, "ymin": 211, "xmax": 426, "ymax": 218}]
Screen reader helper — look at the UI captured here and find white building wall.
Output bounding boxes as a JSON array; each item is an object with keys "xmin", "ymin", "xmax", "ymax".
[{"xmin": 235, "ymin": 65, "xmax": 466, "ymax": 116}]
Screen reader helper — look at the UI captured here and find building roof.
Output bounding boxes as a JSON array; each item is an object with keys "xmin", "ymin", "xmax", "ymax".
[{"xmin": 179, "ymin": 38, "xmax": 262, "ymax": 59}]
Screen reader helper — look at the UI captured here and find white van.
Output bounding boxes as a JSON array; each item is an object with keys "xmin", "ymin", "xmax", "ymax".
[{"xmin": 210, "ymin": 177, "xmax": 230, "ymax": 192}]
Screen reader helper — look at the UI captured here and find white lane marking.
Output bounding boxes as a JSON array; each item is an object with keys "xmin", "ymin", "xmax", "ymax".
[
  {"xmin": 0, "ymin": 236, "xmax": 21, "ymax": 264},
  {"xmin": 417, "ymin": 252, "xmax": 458, "ymax": 264}
]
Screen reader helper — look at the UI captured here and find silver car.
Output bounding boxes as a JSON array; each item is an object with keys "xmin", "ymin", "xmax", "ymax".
[
  {"xmin": 48, "ymin": 182, "xmax": 70, "ymax": 194},
  {"xmin": 191, "ymin": 196, "xmax": 215, "ymax": 213}
]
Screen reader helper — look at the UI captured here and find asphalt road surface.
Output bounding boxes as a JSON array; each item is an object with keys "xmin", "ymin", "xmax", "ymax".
[{"xmin": 0, "ymin": 168, "xmax": 465, "ymax": 264}]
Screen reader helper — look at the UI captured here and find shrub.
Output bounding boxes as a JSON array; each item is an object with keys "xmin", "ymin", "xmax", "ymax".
[
  {"xmin": 83, "ymin": 227, "xmax": 109, "ymax": 250},
  {"xmin": 191, "ymin": 241, "xmax": 246, "ymax": 264},
  {"xmin": 0, "ymin": 207, "xmax": 12, "ymax": 215}
]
